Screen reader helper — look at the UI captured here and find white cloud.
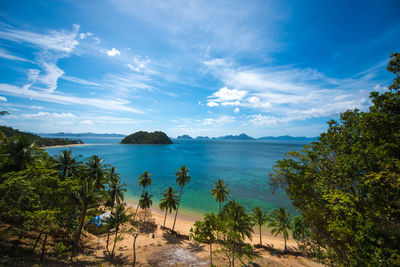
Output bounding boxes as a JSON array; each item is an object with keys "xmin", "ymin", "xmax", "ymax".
[
  {"xmin": 80, "ymin": 32, "xmax": 93, "ymax": 39},
  {"xmin": 107, "ymin": 48, "xmax": 120, "ymax": 56},
  {"xmin": 126, "ymin": 56, "xmax": 151, "ymax": 72},
  {"xmin": 204, "ymin": 57, "xmax": 375, "ymax": 121},
  {"xmin": 209, "ymin": 87, "xmax": 247, "ymax": 102},
  {"xmin": 233, "ymin": 107, "xmax": 240, "ymax": 113},
  {"xmin": 62, "ymin": 75, "xmax": 99, "ymax": 86},
  {"xmin": 38, "ymin": 62, "xmax": 65, "ymax": 92},
  {"xmin": 0, "ymin": 96, "xmax": 7, "ymax": 101},
  {"xmin": 79, "ymin": 119, "xmax": 93, "ymax": 125},
  {"xmin": 200, "ymin": 115, "xmax": 235, "ymax": 125},
  {"xmin": 206, "ymin": 101, "xmax": 219, "ymax": 107},
  {"xmin": 30, "ymin": 105, "xmax": 43, "ymax": 109},
  {"xmin": 0, "ymin": 83, "xmax": 144, "ymax": 114},
  {"xmin": 248, "ymin": 114, "xmax": 286, "ymax": 126},
  {"xmin": 0, "ymin": 48, "xmax": 31, "ymax": 62},
  {"xmin": 247, "ymin": 96, "xmax": 271, "ymax": 109},
  {"xmin": 22, "ymin": 112, "xmax": 76, "ymax": 119},
  {"xmin": 0, "ymin": 24, "xmax": 80, "ymax": 53}
]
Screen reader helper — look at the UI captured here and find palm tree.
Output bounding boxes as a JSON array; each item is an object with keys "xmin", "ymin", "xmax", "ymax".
[
  {"xmin": 86, "ymin": 155, "xmax": 106, "ymax": 190},
  {"xmin": 221, "ymin": 200, "xmax": 254, "ymax": 240},
  {"xmin": 73, "ymin": 177, "xmax": 96, "ymax": 252},
  {"xmin": 269, "ymin": 207, "xmax": 291, "ymax": 251},
  {"xmin": 250, "ymin": 207, "xmax": 269, "ymax": 245},
  {"xmin": 106, "ymin": 174, "xmax": 127, "ymax": 250},
  {"xmin": 105, "ymin": 203, "xmax": 130, "ymax": 256},
  {"xmin": 159, "ymin": 186, "xmax": 178, "ymax": 228},
  {"xmin": 138, "ymin": 191, "xmax": 153, "ymax": 210},
  {"xmin": 2, "ymin": 135, "xmax": 41, "ymax": 172},
  {"xmin": 220, "ymin": 200, "xmax": 254, "ymax": 267},
  {"xmin": 211, "ymin": 178, "xmax": 231, "ymax": 213},
  {"xmin": 134, "ymin": 171, "xmax": 152, "ymax": 219},
  {"xmin": 53, "ymin": 149, "xmax": 81, "ymax": 180},
  {"xmin": 172, "ymin": 165, "xmax": 191, "ymax": 231}
]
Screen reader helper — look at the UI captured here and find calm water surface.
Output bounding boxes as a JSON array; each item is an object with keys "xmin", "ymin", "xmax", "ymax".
[{"xmin": 45, "ymin": 138, "xmax": 309, "ymax": 217}]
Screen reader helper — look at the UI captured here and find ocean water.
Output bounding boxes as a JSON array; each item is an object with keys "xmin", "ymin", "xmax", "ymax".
[{"xmin": 45, "ymin": 138, "xmax": 310, "ymax": 217}]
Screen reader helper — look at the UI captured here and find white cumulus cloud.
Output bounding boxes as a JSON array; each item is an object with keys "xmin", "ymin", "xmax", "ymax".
[
  {"xmin": 0, "ymin": 96, "xmax": 7, "ymax": 101},
  {"xmin": 107, "ymin": 48, "xmax": 120, "ymax": 56}
]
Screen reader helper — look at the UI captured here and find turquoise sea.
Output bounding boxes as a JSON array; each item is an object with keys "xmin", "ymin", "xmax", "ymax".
[{"xmin": 45, "ymin": 137, "xmax": 310, "ymax": 218}]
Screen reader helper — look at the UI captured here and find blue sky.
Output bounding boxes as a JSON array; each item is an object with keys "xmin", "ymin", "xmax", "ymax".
[{"xmin": 0, "ymin": 0, "xmax": 399, "ymax": 137}]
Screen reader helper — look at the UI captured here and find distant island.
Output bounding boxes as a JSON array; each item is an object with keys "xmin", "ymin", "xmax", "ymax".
[
  {"xmin": 177, "ymin": 134, "xmax": 193, "ymax": 140},
  {"xmin": 39, "ymin": 132, "xmax": 126, "ymax": 137},
  {"xmin": 174, "ymin": 133, "xmax": 317, "ymax": 141},
  {"xmin": 0, "ymin": 125, "xmax": 83, "ymax": 147},
  {"xmin": 258, "ymin": 135, "xmax": 318, "ymax": 141},
  {"xmin": 219, "ymin": 133, "xmax": 255, "ymax": 140},
  {"xmin": 121, "ymin": 131, "xmax": 173, "ymax": 144},
  {"xmin": 196, "ymin": 136, "xmax": 210, "ymax": 140}
]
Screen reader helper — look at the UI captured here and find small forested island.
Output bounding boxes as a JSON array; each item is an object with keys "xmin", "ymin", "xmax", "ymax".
[
  {"xmin": 121, "ymin": 131, "xmax": 173, "ymax": 144},
  {"xmin": 0, "ymin": 125, "xmax": 83, "ymax": 147}
]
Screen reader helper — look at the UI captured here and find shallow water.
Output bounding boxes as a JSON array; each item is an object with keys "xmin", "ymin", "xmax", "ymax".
[{"xmin": 45, "ymin": 138, "xmax": 309, "ymax": 217}]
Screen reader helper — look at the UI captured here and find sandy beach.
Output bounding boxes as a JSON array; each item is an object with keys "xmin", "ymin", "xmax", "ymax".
[
  {"xmin": 41, "ymin": 143, "xmax": 87, "ymax": 149},
  {"xmin": 77, "ymin": 200, "xmax": 322, "ymax": 266}
]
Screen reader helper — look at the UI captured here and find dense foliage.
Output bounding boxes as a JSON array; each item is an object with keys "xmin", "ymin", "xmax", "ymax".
[
  {"xmin": 0, "ymin": 132, "xmax": 128, "ymax": 263},
  {"xmin": 270, "ymin": 53, "xmax": 400, "ymax": 266},
  {"xmin": 0, "ymin": 125, "xmax": 83, "ymax": 147},
  {"xmin": 121, "ymin": 131, "xmax": 173, "ymax": 144}
]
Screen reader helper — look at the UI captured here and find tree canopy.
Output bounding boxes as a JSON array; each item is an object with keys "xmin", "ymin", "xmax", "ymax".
[{"xmin": 270, "ymin": 53, "xmax": 400, "ymax": 266}]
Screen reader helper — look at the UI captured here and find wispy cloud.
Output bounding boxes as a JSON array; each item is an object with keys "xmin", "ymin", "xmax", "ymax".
[
  {"xmin": 0, "ymin": 48, "xmax": 32, "ymax": 62},
  {"xmin": 62, "ymin": 75, "xmax": 99, "ymax": 86},
  {"xmin": 0, "ymin": 24, "xmax": 80, "ymax": 53},
  {"xmin": 0, "ymin": 83, "xmax": 144, "ymax": 114},
  {"xmin": 22, "ymin": 111, "xmax": 76, "ymax": 119},
  {"xmin": 204, "ymin": 57, "xmax": 379, "ymax": 122}
]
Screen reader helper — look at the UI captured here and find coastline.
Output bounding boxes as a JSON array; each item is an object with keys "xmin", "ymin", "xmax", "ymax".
[
  {"xmin": 124, "ymin": 198, "xmax": 297, "ymax": 249},
  {"xmin": 41, "ymin": 143, "xmax": 87, "ymax": 149}
]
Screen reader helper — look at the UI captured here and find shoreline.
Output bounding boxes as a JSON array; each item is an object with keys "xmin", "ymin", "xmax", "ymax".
[
  {"xmin": 124, "ymin": 198, "xmax": 297, "ymax": 248},
  {"xmin": 41, "ymin": 143, "xmax": 88, "ymax": 149}
]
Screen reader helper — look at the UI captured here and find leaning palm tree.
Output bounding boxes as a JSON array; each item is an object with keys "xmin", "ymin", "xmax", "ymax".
[
  {"xmin": 172, "ymin": 165, "xmax": 191, "ymax": 231},
  {"xmin": 106, "ymin": 174, "xmax": 127, "ymax": 250},
  {"xmin": 134, "ymin": 171, "xmax": 153, "ymax": 219},
  {"xmin": 211, "ymin": 178, "xmax": 231, "ymax": 213},
  {"xmin": 105, "ymin": 203, "xmax": 130, "ymax": 256},
  {"xmin": 53, "ymin": 149, "xmax": 81, "ymax": 180},
  {"xmin": 250, "ymin": 207, "xmax": 269, "ymax": 245},
  {"xmin": 269, "ymin": 207, "xmax": 291, "ymax": 251},
  {"xmin": 159, "ymin": 186, "xmax": 178, "ymax": 228}
]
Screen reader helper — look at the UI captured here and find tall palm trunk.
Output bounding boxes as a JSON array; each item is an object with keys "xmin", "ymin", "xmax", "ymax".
[
  {"xmin": 210, "ymin": 243, "xmax": 213, "ymax": 266},
  {"xmin": 112, "ymin": 226, "xmax": 119, "ymax": 256},
  {"xmin": 74, "ymin": 202, "xmax": 88, "ymax": 252},
  {"xmin": 106, "ymin": 202, "xmax": 115, "ymax": 252},
  {"xmin": 284, "ymin": 236, "xmax": 287, "ymax": 251},
  {"xmin": 232, "ymin": 247, "xmax": 235, "ymax": 267},
  {"xmin": 163, "ymin": 210, "xmax": 167, "ymax": 227},
  {"xmin": 219, "ymin": 201, "xmax": 221, "ymax": 213},
  {"xmin": 172, "ymin": 186, "xmax": 183, "ymax": 231},
  {"xmin": 133, "ymin": 235, "xmax": 138, "ymax": 267},
  {"xmin": 259, "ymin": 225, "xmax": 262, "ymax": 245},
  {"xmin": 31, "ymin": 231, "xmax": 42, "ymax": 252},
  {"xmin": 133, "ymin": 188, "xmax": 145, "ymax": 220},
  {"xmin": 40, "ymin": 233, "xmax": 48, "ymax": 261}
]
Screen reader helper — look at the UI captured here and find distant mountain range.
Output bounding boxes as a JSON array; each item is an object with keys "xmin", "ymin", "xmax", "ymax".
[
  {"xmin": 176, "ymin": 133, "xmax": 317, "ymax": 141},
  {"xmin": 39, "ymin": 132, "xmax": 126, "ymax": 137}
]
